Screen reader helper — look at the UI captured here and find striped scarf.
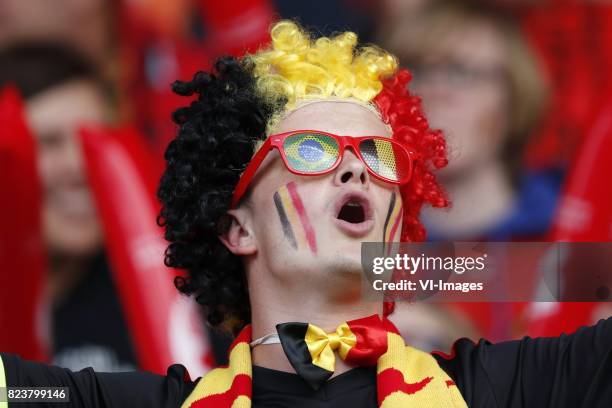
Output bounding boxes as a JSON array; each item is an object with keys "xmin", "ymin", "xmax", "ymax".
[{"xmin": 181, "ymin": 322, "xmax": 467, "ymax": 408}]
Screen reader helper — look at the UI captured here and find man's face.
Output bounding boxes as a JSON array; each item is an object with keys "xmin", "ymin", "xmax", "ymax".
[
  {"xmin": 237, "ymin": 101, "xmax": 403, "ymax": 294},
  {"xmin": 409, "ymin": 20, "xmax": 509, "ymax": 180},
  {"xmin": 26, "ymin": 79, "xmax": 108, "ymax": 257}
]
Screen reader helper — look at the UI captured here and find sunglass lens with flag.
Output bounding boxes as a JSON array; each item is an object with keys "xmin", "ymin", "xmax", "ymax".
[
  {"xmin": 358, "ymin": 138, "xmax": 408, "ymax": 182},
  {"xmin": 283, "ymin": 133, "xmax": 340, "ymax": 172},
  {"xmin": 281, "ymin": 132, "xmax": 411, "ymax": 183}
]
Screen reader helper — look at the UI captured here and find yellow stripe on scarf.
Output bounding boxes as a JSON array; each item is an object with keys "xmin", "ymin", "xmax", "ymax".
[
  {"xmin": 181, "ymin": 341, "xmax": 252, "ymax": 408},
  {"xmin": 377, "ymin": 332, "xmax": 467, "ymax": 408},
  {"xmin": 231, "ymin": 396, "xmax": 250, "ymax": 408}
]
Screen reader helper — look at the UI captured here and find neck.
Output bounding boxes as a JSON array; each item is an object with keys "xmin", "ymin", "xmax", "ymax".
[
  {"xmin": 48, "ymin": 252, "xmax": 91, "ymax": 305},
  {"xmin": 423, "ymin": 160, "xmax": 515, "ymax": 239},
  {"xmin": 248, "ymin": 274, "xmax": 382, "ymax": 375}
]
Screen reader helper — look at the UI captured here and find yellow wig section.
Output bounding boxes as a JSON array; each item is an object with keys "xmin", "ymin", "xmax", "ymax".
[{"xmin": 249, "ymin": 20, "xmax": 398, "ymax": 110}]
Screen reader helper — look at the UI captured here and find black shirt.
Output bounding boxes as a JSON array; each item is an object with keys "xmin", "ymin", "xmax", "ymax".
[
  {"xmin": 252, "ymin": 365, "xmax": 377, "ymax": 407},
  {"xmin": 52, "ymin": 253, "xmax": 137, "ymax": 372},
  {"xmin": 52, "ymin": 252, "xmax": 231, "ymax": 371},
  {"xmin": 2, "ymin": 317, "xmax": 611, "ymax": 407}
]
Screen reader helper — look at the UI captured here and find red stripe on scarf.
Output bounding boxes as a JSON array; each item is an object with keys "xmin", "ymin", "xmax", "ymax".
[
  {"xmin": 382, "ymin": 317, "xmax": 401, "ymax": 335},
  {"xmin": 377, "ymin": 368, "xmax": 433, "ymax": 404},
  {"xmin": 191, "ymin": 374, "xmax": 251, "ymax": 407},
  {"xmin": 229, "ymin": 325, "xmax": 252, "ymax": 352}
]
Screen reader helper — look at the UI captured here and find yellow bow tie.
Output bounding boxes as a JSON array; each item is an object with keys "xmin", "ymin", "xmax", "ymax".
[
  {"xmin": 305, "ymin": 322, "xmax": 357, "ymax": 372},
  {"xmin": 276, "ymin": 315, "xmax": 389, "ymax": 390}
]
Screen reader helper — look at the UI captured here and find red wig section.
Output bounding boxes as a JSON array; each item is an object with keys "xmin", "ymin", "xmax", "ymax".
[{"xmin": 373, "ymin": 69, "xmax": 450, "ymax": 243}]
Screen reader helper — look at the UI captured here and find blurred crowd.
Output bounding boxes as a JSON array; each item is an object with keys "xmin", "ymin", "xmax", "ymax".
[{"xmin": 1, "ymin": 0, "xmax": 611, "ymax": 376}]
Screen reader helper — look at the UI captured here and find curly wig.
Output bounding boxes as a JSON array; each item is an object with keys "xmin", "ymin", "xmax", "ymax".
[{"xmin": 158, "ymin": 21, "xmax": 448, "ymax": 334}]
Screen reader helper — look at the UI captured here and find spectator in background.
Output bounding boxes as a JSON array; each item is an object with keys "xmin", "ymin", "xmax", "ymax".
[
  {"xmin": 0, "ymin": 0, "xmax": 113, "ymax": 67},
  {"xmin": 380, "ymin": 1, "xmax": 558, "ymax": 242},
  {"xmin": 0, "ymin": 43, "xmax": 138, "ymax": 372},
  {"xmin": 377, "ymin": 1, "xmax": 558, "ymax": 349}
]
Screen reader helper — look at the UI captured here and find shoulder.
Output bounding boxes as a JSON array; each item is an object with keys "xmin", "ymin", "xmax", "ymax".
[
  {"xmin": 181, "ymin": 329, "xmax": 252, "ymax": 408},
  {"xmin": 1, "ymin": 353, "xmax": 197, "ymax": 408},
  {"xmin": 432, "ymin": 317, "xmax": 612, "ymax": 407}
]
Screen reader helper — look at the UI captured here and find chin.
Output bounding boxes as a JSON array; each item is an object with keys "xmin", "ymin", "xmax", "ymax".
[
  {"xmin": 46, "ymin": 227, "xmax": 103, "ymax": 258},
  {"xmin": 326, "ymin": 252, "xmax": 364, "ymax": 277}
]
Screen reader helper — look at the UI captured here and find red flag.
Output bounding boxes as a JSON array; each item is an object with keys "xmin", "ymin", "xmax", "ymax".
[
  {"xmin": 522, "ymin": 2, "xmax": 612, "ymax": 168},
  {"xmin": 525, "ymin": 90, "xmax": 612, "ymax": 337},
  {"xmin": 0, "ymin": 86, "xmax": 50, "ymax": 361},
  {"xmin": 79, "ymin": 125, "xmax": 213, "ymax": 375}
]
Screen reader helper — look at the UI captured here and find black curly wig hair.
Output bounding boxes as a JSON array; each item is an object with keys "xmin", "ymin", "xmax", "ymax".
[{"xmin": 157, "ymin": 56, "xmax": 282, "ymax": 334}]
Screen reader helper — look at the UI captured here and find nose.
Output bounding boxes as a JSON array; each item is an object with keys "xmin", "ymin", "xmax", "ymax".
[
  {"xmin": 333, "ymin": 149, "xmax": 370, "ymax": 187},
  {"xmin": 60, "ymin": 134, "xmax": 85, "ymax": 180}
]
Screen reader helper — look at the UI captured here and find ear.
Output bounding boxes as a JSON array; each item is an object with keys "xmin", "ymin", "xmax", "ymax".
[{"xmin": 218, "ymin": 210, "xmax": 257, "ymax": 256}]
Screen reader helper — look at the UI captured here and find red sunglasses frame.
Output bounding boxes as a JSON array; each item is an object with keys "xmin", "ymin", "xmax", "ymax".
[{"xmin": 230, "ymin": 130, "xmax": 413, "ymax": 207}]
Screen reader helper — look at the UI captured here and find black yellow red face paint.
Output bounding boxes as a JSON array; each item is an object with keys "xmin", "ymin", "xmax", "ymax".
[
  {"xmin": 273, "ymin": 190, "xmax": 298, "ymax": 249},
  {"xmin": 273, "ymin": 182, "xmax": 317, "ymax": 254},
  {"xmin": 383, "ymin": 192, "xmax": 403, "ymax": 254}
]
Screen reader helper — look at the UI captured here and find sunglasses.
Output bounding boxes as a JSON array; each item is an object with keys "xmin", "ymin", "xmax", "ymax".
[{"xmin": 231, "ymin": 130, "xmax": 413, "ymax": 207}]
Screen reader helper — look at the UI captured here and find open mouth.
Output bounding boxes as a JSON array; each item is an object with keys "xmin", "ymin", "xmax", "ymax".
[
  {"xmin": 333, "ymin": 193, "xmax": 374, "ymax": 237},
  {"xmin": 337, "ymin": 200, "xmax": 366, "ymax": 224}
]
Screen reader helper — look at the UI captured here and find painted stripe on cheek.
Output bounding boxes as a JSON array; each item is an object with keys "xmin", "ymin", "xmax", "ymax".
[
  {"xmin": 385, "ymin": 199, "xmax": 402, "ymax": 243},
  {"xmin": 286, "ymin": 182, "xmax": 317, "ymax": 254},
  {"xmin": 388, "ymin": 206, "xmax": 403, "ymax": 243},
  {"xmin": 382, "ymin": 193, "xmax": 397, "ymax": 246},
  {"xmin": 278, "ymin": 186, "xmax": 307, "ymax": 249},
  {"xmin": 273, "ymin": 191, "xmax": 298, "ymax": 249}
]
